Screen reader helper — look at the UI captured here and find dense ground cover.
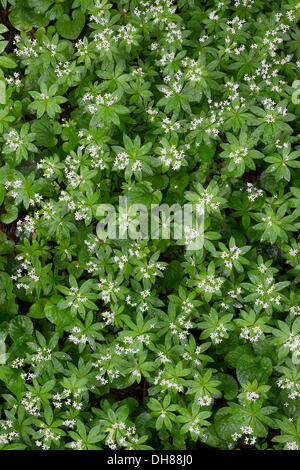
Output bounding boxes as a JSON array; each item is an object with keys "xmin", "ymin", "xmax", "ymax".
[{"xmin": 0, "ymin": 0, "xmax": 300, "ymax": 451}]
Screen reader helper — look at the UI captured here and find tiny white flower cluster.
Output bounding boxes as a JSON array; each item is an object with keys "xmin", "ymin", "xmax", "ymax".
[
  {"xmin": 113, "ymin": 243, "xmax": 144, "ymax": 271},
  {"xmin": 5, "ymin": 129, "xmax": 23, "ymax": 150},
  {"xmin": 290, "ymin": 306, "xmax": 300, "ymax": 316},
  {"xmin": 170, "ymin": 315, "xmax": 192, "ymax": 341},
  {"xmin": 246, "ymin": 391, "xmax": 260, "ymax": 402},
  {"xmin": 16, "ymin": 213, "xmax": 39, "ymax": 235},
  {"xmin": 263, "ymin": 99, "xmax": 288, "ymax": 124},
  {"xmin": 101, "ymin": 310, "xmax": 115, "ymax": 326},
  {"xmin": 182, "ymin": 57, "xmax": 204, "ymax": 82},
  {"xmin": 226, "ymin": 16, "xmax": 246, "ymax": 35},
  {"xmin": 183, "ymin": 225, "xmax": 203, "ymax": 245},
  {"xmin": 157, "ymin": 351, "xmax": 171, "ymax": 363},
  {"xmin": 92, "ymin": 363, "xmax": 119, "ymax": 386},
  {"xmin": 29, "ymin": 193, "xmax": 43, "ymax": 207},
  {"xmin": 254, "ymin": 279, "xmax": 281, "ymax": 309},
  {"xmin": 36, "ymin": 424, "xmax": 61, "ymax": 450},
  {"xmin": 221, "ymin": 245, "xmax": 241, "ymax": 269},
  {"xmin": 275, "ymin": 139, "xmax": 289, "ymax": 151},
  {"xmin": 284, "ymin": 333, "xmax": 300, "ymax": 358},
  {"xmin": 75, "ymin": 38, "xmax": 89, "ymax": 55},
  {"xmin": 112, "ymin": 254, "xmax": 127, "ymax": 271},
  {"xmin": 246, "ymin": 183, "xmax": 264, "ymax": 202},
  {"xmin": 5, "ymin": 72, "xmax": 22, "ymax": 88},
  {"xmin": 289, "ymin": 247, "xmax": 299, "ymax": 257},
  {"xmin": 188, "ymin": 418, "xmax": 203, "ymax": 435},
  {"xmin": 98, "ymin": 278, "xmax": 120, "ymax": 303},
  {"xmin": 52, "ymin": 388, "xmax": 83, "ymax": 411},
  {"xmin": 131, "ymin": 67, "xmax": 144, "ymax": 78},
  {"xmin": 159, "ymin": 144, "xmax": 186, "ymax": 170},
  {"xmin": 11, "ymin": 254, "xmax": 40, "ymax": 292},
  {"xmin": 277, "ymin": 377, "xmax": 300, "ymax": 400},
  {"xmin": 31, "ymin": 348, "xmax": 52, "ymax": 364},
  {"xmin": 181, "ymin": 299, "xmax": 194, "ymax": 315},
  {"xmin": 210, "ymin": 323, "xmax": 227, "ymax": 344},
  {"xmin": 124, "ymin": 333, "xmax": 151, "ymax": 346},
  {"xmin": 37, "ymin": 158, "xmax": 57, "ymax": 179},
  {"xmin": 20, "ymin": 371, "xmax": 38, "ymax": 382},
  {"xmin": 84, "ymin": 236, "xmax": 98, "ymax": 253},
  {"xmin": 232, "ymin": 426, "xmax": 256, "ymax": 445},
  {"xmin": 286, "ymin": 441, "xmax": 299, "ymax": 450},
  {"xmin": 153, "ymin": 369, "xmax": 183, "ymax": 392},
  {"xmin": 106, "ymin": 423, "xmax": 138, "ymax": 450},
  {"xmin": 69, "ymin": 326, "xmax": 89, "ymax": 345},
  {"xmin": 140, "ymin": 260, "xmax": 166, "ymax": 279},
  {"xmin": 40, "ymin": 200, "xmax": 56, "ymax": 221},
  {"xmin": 229, "ymin": 147, "xmax": 248, "ymax": 165},
  {"xmin": 240, "ymin": 326, "xmax": 263, "ymax": 343},
  {"xmin": 228, "ymin": 287, "xmax": 242, "ymax": 298},
  {"xmin": 161, "ymin": 117, "xmax": 181, "ymax": 133},
  {"xmin": 115, "ymin": 342, "xmax": 140, "ymax": 356},
  {"xmin": 197, "ymin": 275, "xmax": 224, "ymax": 294},
  {"xmin": 161, "ymin": 76, "xmax": 183, "ymax": 99},
  {"xmin": 87, "ymin": 144, "xmax": 107, "ymax": 170},
  {"xmin": 146, "ymin": 107, "xmax": 158, "ymax": 121},
  {"xmin": 258, "ymin": 263, "xmax": 268, "ymax": 273},
  {"xmin": 21, "ymin": 392, "xmax": 41, "ymax": 417},
  {"xmin": 55, "ymin": 61, "xmax": 72, "ymax": 78},
  {"xmin": 234, "ymin": 0, "xmax": 254, "ymax": 9},
  {"xmin": 14, "ymin": 37, "xmax": 39, "ymax": 58},
  {"xmin": 59, "ymin": 190, "xmax": 90, "ymax": 223},
  {"xmin": 69, "ymin": 439, "xmax": 83, "ymax": 450},
  {"xmin": 197, "ymin": 395, "xmax": 213, "ymax": 407},
  {"xmin": 1, "ymin": 420, "xmax": 13, "ymax": 431},
  {"xmin": 118, "ymin": 210, "xmax": 141, "ymax": 232},
  {"xmin": 197, "ymin": 190, "xmax": 221, "ymax": 211},
  {"xmin": 113, "ymin": 152, "xmax": 130, "ymax": 170},
  {"xmin": 0, "ymin": 430, "xmax": 19, "ymax": 445},
  {"xmin": 62, "ymin": 419, "xmax": 76, "ymax": 428},
  {"xmin": 5, "ymin": 178, "xmax": 22, "ymax": 190},
  {"xmin": 82, "ymin": 91, "xmax": 116, "ymax": 114},
  {"xmin": 167, "ymin": 18, "xmax": 184, "ymax": 40},
  {"xmin": 188, "ymin": 99, "xmax": 222, "ymax": 139},
  {"xmin": 11, "ymin": 357, "xmax": 25, "ymax": 369},
  {"xmin": 90, "ymin": 9, "xmax": 109, "ymax": 27},
  {"xmin": 117, "ymin": 24, "xmax": 138, "ymax": 45}
]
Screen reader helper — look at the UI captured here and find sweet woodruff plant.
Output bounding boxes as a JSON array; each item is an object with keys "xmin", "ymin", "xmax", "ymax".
[{"xmin": 0, "ymin": 0, "xmax": 299, "ymax": 451}]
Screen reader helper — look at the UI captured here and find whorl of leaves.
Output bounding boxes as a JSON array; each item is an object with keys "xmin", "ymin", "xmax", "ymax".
[{"xmin": 0, "ymin": 0, "xmax": 299, "ymax": 451}]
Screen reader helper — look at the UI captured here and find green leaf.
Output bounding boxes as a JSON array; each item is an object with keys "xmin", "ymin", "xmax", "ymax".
[
  {"xmin": 163, "ymin": 260, "xmax": 184, "ymax": 289},
  {"xmin": 0, "ymin": 56, "xmax": 17, "ymax": 68},
  {"xmin": 9, "ymin": 4, "xmax": 48, "ymax": 31},
  {"xmin": 0, "ymin": 80, "xmax": 6, "ymax": 104},
  {"xmin": 28, "ymin": 299, "xmax": 47, "ymax": 319},
  {"xmin": 215, "ymin": 373, "xmax": 239, "ymax": 400},
  {"xmin": 236, "ymin": 354, "xmax": 272, "ymax": 384},
  {"xmin": 9, "ymin": 316, "xmax": 33, "ymax": 341},
  {"xmin": 56, "ymin": 11, "xmax": 86, "ymax": 40},
  {"xmin": 214, "ymin": 408, "xmax": 243, "ymax": 443},
  {"xmin": 0, "ymin": 204, "xmax": 18, "ymax": 224},
  {"xmin": 31, "ymin": 118, "xmax": 58, "ymax": 147}
]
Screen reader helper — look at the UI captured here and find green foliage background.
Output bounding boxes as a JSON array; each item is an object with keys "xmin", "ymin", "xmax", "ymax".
[{"xmin": 0, "ymin": 0, "xmax": 299, "ymax": 451}]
